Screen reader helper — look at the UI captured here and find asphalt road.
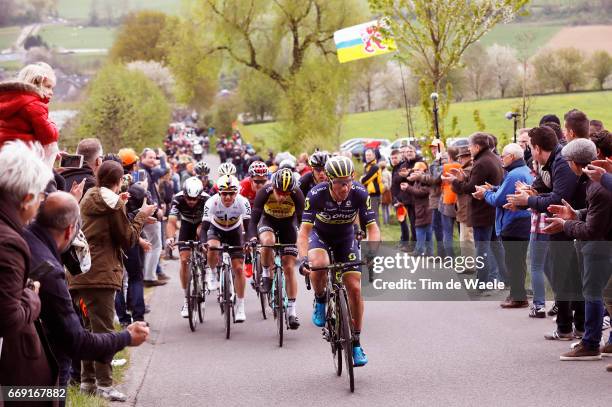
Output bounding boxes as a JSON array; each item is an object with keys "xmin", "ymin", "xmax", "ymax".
[
  {"xmin": 113, "ymin": 153, "xmax": 609, "ymax": 407},
  {"xmin": 114, "ymin": 259, "xmax": 610, "ymax": 407}
]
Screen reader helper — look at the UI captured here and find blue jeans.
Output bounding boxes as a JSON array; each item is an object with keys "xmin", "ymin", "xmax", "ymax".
[
  {"xmin": 431, "ymin": 209, "xmax": 444, "ymax": 255},
  {"xmin": 529, "ymin": 233, "xmax": 549, "ymax": 307},
  {"xmin": 491, "ymin": 233, "xmax": 507, "ymax": 283},
  {"xmin": 415, "ymin": 225, "xmax": 434, "ymax": 256},
  {"xmin": 441, "ymin": 214, "xmax": 455, "ymax": 257},
  {"xmin": 473, "ymin": 226, "xmax": 500, "ymax": 283},
  {"xmin": 581, "ymin": 250, "xmax": 612, "ymax": 348}
]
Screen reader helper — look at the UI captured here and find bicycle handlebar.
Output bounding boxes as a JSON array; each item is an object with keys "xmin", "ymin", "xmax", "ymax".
[{"xmin": 309, "ymin": 260, "xmax": 366, "ymax": 272}]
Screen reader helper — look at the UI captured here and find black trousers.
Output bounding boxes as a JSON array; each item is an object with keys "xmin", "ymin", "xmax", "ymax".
[
  {"xmin": 549, "ymin": 241, "xmax": 584, "ymax": 333},
  {"xmin": 501, "ymin": 235, "xmax": 529, "ymax": 301}
]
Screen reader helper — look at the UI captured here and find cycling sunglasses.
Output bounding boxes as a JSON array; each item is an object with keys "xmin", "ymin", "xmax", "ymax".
[
  {"xmin": 220, "ymin": 191, "xmax": 237, "ymax": 197},
  {"xmin": 253, "ymin": 179, "xmax": 267, "ymax": 185}
]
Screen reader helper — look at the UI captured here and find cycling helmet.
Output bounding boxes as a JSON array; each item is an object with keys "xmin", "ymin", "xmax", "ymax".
[
  {"xmin": 183, "ymin": 177, "xmax": 204, "ymax": 198},
  {"xmin": 195, "ymin": 161, "xmax": 210, "ymax": 176},
  {"xmin": 325, "ymin": 156, "xmax": 354, "ymax": 180},
  {"xmin": 216, "ymin": 175, "xmax": 240, "ymax": 192},
  {"xmin": 308, "ymin": 151, "xmax": 330, "ymax": 168},
  {"xmin": 273, "ymin": 168, "xmax": 296, "ymax": 192},
  {"xmin": 278, "ymin": 158, "xmax": 296, "ymax": 170},
  {"xmin": 248, "ymin": 160, "xmax": 269, "ymax": 177},
  {"xmin": 218, "ymin": 162, "xmax": 237, "ymax": 176}
]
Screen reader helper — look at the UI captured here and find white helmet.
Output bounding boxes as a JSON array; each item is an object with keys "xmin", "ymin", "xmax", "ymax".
[
  {"xmin": 279, "ymin": 158, "xmax": 296, "ymax": 170},
  {"xmin": 216, "ymin": 174, "xmax": 240, "ymax": 192},
  {"xmin": 183, "ymin": 177, "xmax": 204, "ymax": 198},
  {"xmin": 218, "ymin": 162, "xmax": 237, "ymax": 176}
]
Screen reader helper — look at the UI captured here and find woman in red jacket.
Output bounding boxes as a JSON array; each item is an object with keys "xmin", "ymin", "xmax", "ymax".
[{"xmin": 0, "ymin": 62, "xmax": 59, "ymax": 167}]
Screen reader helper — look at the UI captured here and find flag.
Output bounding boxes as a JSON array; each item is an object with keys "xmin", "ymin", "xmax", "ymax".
[{"xmin": 334, "ymin": 19, "xmax": 396, "ymax": 64}]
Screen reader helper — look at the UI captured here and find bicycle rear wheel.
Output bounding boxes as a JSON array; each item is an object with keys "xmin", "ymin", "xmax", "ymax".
[
  {"xmin": 327, "ymin": 294, "xmax": 342, "ymax": 376},
  {"xmin": 338, "ymin": 288, "xmax": 354, "ymax": 392},
  {"xmin": 197, "ymin": 266, "xmax": 205, "ymax": 323},
  {"xmin": 275, "ymin": 268, "xmax": 284, "ymax": 347},
  {"xmin": 224, "ymin": 266, "xmax": 232, "ymax": 339}
]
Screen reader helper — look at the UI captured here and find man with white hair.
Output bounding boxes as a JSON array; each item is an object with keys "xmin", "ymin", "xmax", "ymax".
[
  {"xmin": 472, "ymin": 143, "xmax": 534, "ymax": 308},
  {"xmin": 0, "ymin": 140, "xmax": 56, "ymax": 387}
]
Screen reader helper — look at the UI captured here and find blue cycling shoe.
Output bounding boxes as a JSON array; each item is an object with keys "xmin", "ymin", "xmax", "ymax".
[
  {"xmin": 353, "ymin": 346, "xmax": 368, "ymax": 367},
  {"xmin": 312, "ymin": 302, "xmax": 326, "ymax": 327}
]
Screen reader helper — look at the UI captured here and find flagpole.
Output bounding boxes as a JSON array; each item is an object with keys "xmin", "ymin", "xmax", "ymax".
[{"xmin": 398, "ymin": 60, "xmax": 413, "ymax": 139}]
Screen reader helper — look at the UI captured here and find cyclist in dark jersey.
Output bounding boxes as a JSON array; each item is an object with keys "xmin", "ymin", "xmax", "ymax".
[
  {"xmin": 247, "ymin": 168, "xmax": 305, "ymax": 329},
  {"xmin": 194, "ymin": 161, "xmax": 215, "ymax": 195},
  {"xmin": 165, "ymin": 177, "xmax": 210, "ymax": 318},
  {"xmin": 297, "ymin": 156, "xmax": 380, "ymax": 367},
  {"xmin": 298, "ymin": 150, "xmax": 330, "ymax": 197}
]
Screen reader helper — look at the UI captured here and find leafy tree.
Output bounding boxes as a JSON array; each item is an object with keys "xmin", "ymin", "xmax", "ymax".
[
  {"xmin": 76, "ymin": 64, "xmax": 171, "ymax": 153},
  {"xmin": 239, "ymin": 69, "xmax": 281, "ymax": 122},
  {"xmin": 533, "ymin": 47, "xmax": 587, "ymax": 93},
  {"xmin": 368, "ymin": 0, "xmax": 527, "ymax": 137},
  {"xmin": 109, "ymin": 10, "xmax": 177, "ymax": 63},
  {"xmin": 588, "ymin": 50, "xmax": 612, "ymax": 90},
  {"xmin": 126, "ymin": 60, "xmax": 176, "ymax": 100}
]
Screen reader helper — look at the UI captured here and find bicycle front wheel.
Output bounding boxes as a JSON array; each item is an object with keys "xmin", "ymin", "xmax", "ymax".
[
  {"xmin": 275, "ymin": 268, "xmax": 284, "ymax": 347},
  {"xmin": 197, "ymin": 266, "xmax": 205, "ymax": 323},
  {"xmin": 255, "ymin": 251, "xmax": 267, "ymax": 320},
  {"xmin": 338, "ymin": 289, "xmax": 354, "ymax": 392},
  {"xmin": 224, "ymin": 266, "xmax": 232, "ymax": 339},
  {"xmin": 187, "ymin": 265, "xmax": 197, "ymax": 332}
]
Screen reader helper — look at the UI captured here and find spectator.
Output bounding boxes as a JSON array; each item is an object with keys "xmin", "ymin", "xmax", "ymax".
[
  {"xmin": 453, "ymin": 146, "xmax": 475, "ymax": 263},
  {"xmin": 440, "ymin": 147, "xmax": 461, "ymax": 257},
  {"xmin": 139, "ymin": 148, "xmax": 169, "ymax": 286},
  {"xmin": 296, "ymin": 152, "xmax": 311, "ymax": 176},
  {"xmin": 0, "ymin": 141, "xmax": 55, "ymax": 388},
  {"xmin": 403, "ymin": 162, "xmax": 433, "ymax": 256},
  {"xmin": 67, "ymin": 160, "xmax": 155, "ymax": 401},
  {"xmin": 393, "ymin": 144, "xmax": 424, "ymax": 250},
  {"xmin": 517, "ymin": 128, "xmax": 533, "ymax": 169},
  {"xmin": 446, "ymin": 132, "xmax": 504, "ymax": 284},
  {"xmin": 419, "ymin": 139, "xmax": 446, "ymax": 256},
  {"xmin": 379, "ymin": 160, "xmax": 392, "ymax": 225},
  {"xmin": 543, "ymin": 121, "xmax": 567, "ymax": 146},
  {"xmin": 474, "ymin": 143, "xmax": 533, "ymax": 307},
  {"xmin": 545, "ymin": 138, "xmax": 612, "ymax": 360},
  {"xmin": 589, "ymin": 119, "xmax": 604, "ymax": 136},
  {"xmin": 564, "ymin": 109, "xmax": 590, "ymax": 141},
  {"xmin": 507, "ymin": 126, "xmax": 583, "ymax": 341},
  {"xmin": 539, "ymin": 114, "xmax": 560, "ymax": 126},
  {"xmin": 62, "ymin": 138, "xmax": 104, "ymax": 197},
  {"xmin": 23, "ymin": 191, "xmax": 149, "ymax": 391},
  {"xmin": 0, "ymin": 62, "xmax": 59, "ymax": 168},
  {"xmin": 589, "ymin": 130, "xmax": 612, "ymax": 160},
  {"xmin": 360, "ymin": 148, "xmax": 384, "ymax": 225}
]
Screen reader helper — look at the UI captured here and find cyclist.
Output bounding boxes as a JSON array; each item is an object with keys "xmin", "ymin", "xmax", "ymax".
[
  {"xmin": 298, "ymin": 150, "xmax": 330, "ymax": 197},
  {"xmin": 240, "ymin": 161, "xmax": 270, "ymax": 207},
  {"xmin": 166, "ymin": 177, "xmax": 211, "ymax": 318},
  {"xmin": 194, "ymin": 161, "xmax": 214, "ymax": 195},
  {"xmin": 297, "ymin": 156, "xmax": 380, "ymax": 367},
  {"xmin": 201, "ymin": 175, "xmax": 251, "ymax": 322},
  {"xmin": 247, "ymin": 168, "xmax": 305, "ymax": 329},
  {"xmin": 218, "ymin": 162, "xmax": 237, "ymax": 177}
]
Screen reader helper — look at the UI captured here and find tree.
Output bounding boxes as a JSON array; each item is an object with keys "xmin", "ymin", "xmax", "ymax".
[
  {"xmin": 76, "ymin": 64, "xmax": 171, "ymax": 153},
  {"xmin": 462, "ymin": 43, "xmax": 494, "ymax": 100},
  {"xmin": 533, "ymin": 47, "xmax": 587, "ymax": 93},
  {"xmin": 353, "ymin": 58, "xmax": 387, "ymax": 112},
  {"xmin": 109, "ymin": 11, "xmax": 176, "ymax": 63},
  {"xmin": 588, "ymin": 50, "xmax": 612, "ymax": 90},
  {"xmin": 486, "ymin": 44, "xmax": 519, "ymax": 98},
  {"xmin": 368, "ymin": 0, "xmax": 527, "ymax": 137},
  {"xmin": 188, "ymin": 0, "xmax": 366, "ymax": 151},
  {"xmin": 515, "ymin": 31, "xmax": 535, "ymax": 127},
  {"xmin": 239, "ymin": 69, "xmax": 281, "ymax": 122},
  {"xmin": 126, "ymin": 60, "xmax": 175, "ymax": 100},
  {"xmin": 213, "ymin": 92, "xmax": 242, "ymax": 136},
  {"xmin": 89, "ymin": 0, "xmax": 100, "ymax": 26}
]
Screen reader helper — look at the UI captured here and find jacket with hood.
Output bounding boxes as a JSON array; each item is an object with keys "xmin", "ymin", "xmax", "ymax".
[
  {"xmin": 67, "ymin": 187, "xmax": 147, "ymax": 291},
  {"xmin": 0, "ymin": 81, "xmax": 58, "ymax": 147},
  {"xmin": 61, "ymin": 164, "xmax": 96, "ymax": 198}
]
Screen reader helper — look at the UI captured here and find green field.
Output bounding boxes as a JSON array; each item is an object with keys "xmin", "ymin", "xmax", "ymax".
[
  {"xmin": 40, "ymin": 25, "xmax": 116, "ymax": 49},
  {"xmin": 478, "ymin": 23, "xmax": 563, "ymax": 56},
  {"xmin": 56, "ymin": 0, "xmax": 183, "ymax": 21},
  {"xmin": 0, "ymin": 26, "xmax": 20, "ymax": 50},
  {"xmin": 244, "ymin": 91, "xmax": 612, "ymax": 151}
]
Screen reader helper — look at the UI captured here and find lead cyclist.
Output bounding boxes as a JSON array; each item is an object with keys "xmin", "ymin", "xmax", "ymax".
[{"xmin": 297, "ymin": 156, "xmax": 381, "ymax": 367}]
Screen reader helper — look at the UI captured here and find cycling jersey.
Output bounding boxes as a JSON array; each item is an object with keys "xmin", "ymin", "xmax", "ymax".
[
  {"xmin": 202, "ymin": 193, "xmax": 251, "ymax": 232},
  {"xmin": 239, "ymin": 177, "xmax": 259, "ymax": 207},
  {"xmin": 168, "ymin": 191, "xmax": 209, "ymax": 225},
  {"xmin": 247, "ymin": 184, "xmax": 304, "ymax": 239},
  {"xmin": 298, "ymin": 172, "xmax": 317, "ymax": 197},
  {"xmin": 302, "ymin": 181, "xmax": 376, "ymax": 235}
]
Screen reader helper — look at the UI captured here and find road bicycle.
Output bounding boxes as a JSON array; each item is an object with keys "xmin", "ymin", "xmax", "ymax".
[{"xmin": 176, "ymin": 240, "xmax": 206, "ymax": 332}]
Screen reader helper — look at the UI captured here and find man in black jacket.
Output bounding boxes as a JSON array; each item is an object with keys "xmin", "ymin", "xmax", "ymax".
[
  {"xmin": 23, "ymin": 191, "xmax": 149, "ymax": 391},
  {"xmin": 62, "ymin": 138, "xmax": 103, "ymax": 198}
]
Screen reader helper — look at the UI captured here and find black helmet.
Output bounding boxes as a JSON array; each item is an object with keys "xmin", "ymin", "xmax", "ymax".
[
  {"xmin": 273, "ymin": 168, "xmax": 296, "ymax": 192},
  {"xmin": 308, "ymin": 151, "xmax": 330, "ymax": 168},
  {"xmin": 324, "ymin": 156, "xmax": 354, "ymax": 180}
]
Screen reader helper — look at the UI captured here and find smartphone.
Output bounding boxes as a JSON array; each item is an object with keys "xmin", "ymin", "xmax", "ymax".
[
  {"xmin": 131, "ymin": 169, "xmax": 147, "ymax": 183},
  {"xmin": 60, "ymin": 154, "xmax": 84, "ymax": 169}
]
